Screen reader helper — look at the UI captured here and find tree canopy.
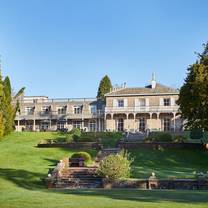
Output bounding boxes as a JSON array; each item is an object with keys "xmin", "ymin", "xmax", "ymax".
[
  {"xmin": 97, "ymin": 75, "xmax": 112, "ymax": 100},
  {"xmin": 177, "ymin": 43, "xmax": 208, "ymax": 131}
]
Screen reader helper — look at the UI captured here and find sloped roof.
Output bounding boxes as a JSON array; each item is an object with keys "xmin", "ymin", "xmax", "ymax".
[{"xmin": 105, "ymin": 83, "xmax": 179, "ymax": 96}]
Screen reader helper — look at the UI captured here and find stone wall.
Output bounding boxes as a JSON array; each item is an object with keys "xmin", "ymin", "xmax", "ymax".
[{"xmin": 117, "ymin": 141, "xmax": 206, "ymax": 150}]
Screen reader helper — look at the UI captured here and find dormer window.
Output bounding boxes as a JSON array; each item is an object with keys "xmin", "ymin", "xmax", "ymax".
[
  {"xmin": 164, "ymin": 98, "xmax": 170, "ymax": 106},
  {"xmin": 57, "ymin": 106, "xmax": 67, "ymax": 114},
  {"xmin": 42, "ymin": 106, "xmax": 51, "ymax": 114},
  {"xmin": 74, "ymin": 105, "xmax": 82, "ymax": 114},
  {"xmin": 25, "ymin": 107, "xmax": 34, "ymax": 115},
  {"xmin": 90, "ymin": 105, "xmax": 97, "ymax": 114},
  {"xmin": 118, "ymin": 99, "xmax": 124, "ymax": 107}
]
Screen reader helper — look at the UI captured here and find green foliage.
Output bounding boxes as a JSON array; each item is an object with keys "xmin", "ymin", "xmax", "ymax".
[
  {"xmin": 71, "ymin": 151, "xmax": 92, "ymax": 162},
  {"xmin": 145, "ymin": 132, "xmax": 173, "ymax": 142},
  {"xmin": 0, "ymin": 111, "xmax": 4, "ymax": 138},
  {"xmin": 177, "ymin": 42, "xmax": 208, "ymax": 131},
  {"xmin": 97, "ymin": 75, "xmax": 112, "ymax": 100},
  {"xmin": 173, "ymin": 135, "xmax": 188, "ymax": 143},
  {"xmin": 0, "ymin": 70, "xmax": 25, "ymax": 138},
  {"xmin": 190, "ymin": 128, "xmax": 204, "ymax": 140},
  {"xmin": 71, "ymin": 128, "xmax": 81, "ymax": 141},
  {"xmin": 97, "ymin": 150, "xmax": 134, "ymax": 180}
]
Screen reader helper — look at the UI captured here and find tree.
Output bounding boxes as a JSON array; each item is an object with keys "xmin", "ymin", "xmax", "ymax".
[
  {"xmin": 177, "ymin": 43, "xmax": 208, "ymax": 131},
  {"xmin": 0, "ymin": 70, "xmax": 4, "ymax": 138},
  {"xmin": 97, "ymin": 75, "xmax": 112, "ymax": 100},
  {"xmin": 3, "ymin": 76, "xmax": 14, "ymax": 135}
]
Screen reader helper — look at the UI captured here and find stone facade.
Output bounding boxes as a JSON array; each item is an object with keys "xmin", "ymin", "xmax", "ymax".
[{"xmin": 14, "ymin": 78, "xmax": 183, "ymax": 132}]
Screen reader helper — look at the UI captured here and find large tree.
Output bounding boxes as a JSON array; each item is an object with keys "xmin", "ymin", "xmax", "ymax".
[
  {"xmin": 0, "ymin": 70, "xmax": 4, "ymax": 137},
  {"xmin": 177, "ymin": 43, "xmax": 208, "ymax": 130},
  {"xmin": 97, "ymin": 75, "xmax": 112, "ymax": 100}
]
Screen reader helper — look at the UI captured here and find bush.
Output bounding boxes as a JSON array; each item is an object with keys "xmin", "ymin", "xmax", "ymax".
[
  {"xmin": 173, "ymin": 135, "xmax": 188, "ymax": 143},
  {"xmin": 97, "ymin": 150, "xmax": 134, "ymax": 180},
  {"xmin": 145, "ymin": 132, "xmax": 173, "ymax": 142},
  {"xmin": 71, "ymin": 151, "xmax": 91, "ymax": 162},
  {"xmin": 65, "ymin": 133, "xmax": 73, "ymax": 143},
  {"xmin": 190, "ymin": 128, "xmax": 204, "ymax": 140},
  {"xmin": 71, "ymin": 128, "xmax": 81, "ymax": 142}
]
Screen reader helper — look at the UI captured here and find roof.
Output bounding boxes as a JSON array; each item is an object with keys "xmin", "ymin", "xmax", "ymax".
[{"xmin": 105, "ymin": 83, "xmax": 179, "ymax": 97}]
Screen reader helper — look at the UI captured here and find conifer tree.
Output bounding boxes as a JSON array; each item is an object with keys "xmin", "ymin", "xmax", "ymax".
[
  {"xmin": 3, "ymin": 76, "xmax": 14, "ymax": 134},
  {"xmin": 97, "ymin": 75, "xmax": 112, "ymax": 100}
]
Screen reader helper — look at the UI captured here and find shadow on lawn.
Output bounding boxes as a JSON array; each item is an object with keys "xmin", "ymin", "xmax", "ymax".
[
  {"xmin": 0, "ymin": 167, "xmax": 208, "ymax": 204},
  {"xmin": 56, "ymin": 189, "xmax": 208, "ymax": 204},
  {"xmin": 0, "ymin": 168, "xmax": 45, "ymax": 190}
]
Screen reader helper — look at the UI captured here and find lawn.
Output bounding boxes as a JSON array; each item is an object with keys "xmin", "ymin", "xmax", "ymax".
[{"xmin": 0, "ymin": 132, "xmax": 208, "ymax": 208}]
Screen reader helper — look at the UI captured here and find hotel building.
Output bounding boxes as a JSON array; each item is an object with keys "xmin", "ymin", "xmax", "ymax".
[{"xmin": 14, "ymin": 77, "xmax": 183, "ymax": 132}]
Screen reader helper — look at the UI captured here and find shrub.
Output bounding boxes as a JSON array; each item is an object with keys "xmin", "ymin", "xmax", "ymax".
[
  {"xmin": 145, "ymin": 132, "xmax": 173, "ymax": 142},
  {"xmin": 71, "ymin": 151, "xmax": 91, "ymax": 162},
  {"xmin": 65, "ymin": 133, "xmax": 73, "ymax": 143},
  {"xmin": 71, "ymin": 128, "xmax": 81, "ymax": 142},
  {"xmin": 97, "ymin": 150, "xmax": 134, "ymax": 180},
  {"xmin": 173, "ymin": 135, "xmax": 188, "ymax": 143},
  {"xmin": 190, "ymin": 128, "xmax": 204, "ymax": 140}
]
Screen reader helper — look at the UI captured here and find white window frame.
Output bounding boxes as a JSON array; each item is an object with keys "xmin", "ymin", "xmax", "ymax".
[
  {"xmin": 89, "ymin": 120, "xmax": 96, "ymax": 132},
  {"xmin": 74, "ymin": 106, "xmax": 82, "ymax": 114},
  {"xmin": 57, "ymin": 106, "xmax": 66, "ymax": 115},
  {"xmin": 73, "ymin": 121, "xmax": 82, "ymax": 129},
  {"xmin": 164, "ymin": 98, "xmax": 171, "ymax": 106},
  {"xmin": 90, "ymin": 105, "xmax": 97, "ymax": 114},
  {"xmin": 117, "ymin": 99, "xmax": 124, "ymax": 107},
  {"xmin": 25, "ymin": 107, "xmax": 34, "ymax": 115}
]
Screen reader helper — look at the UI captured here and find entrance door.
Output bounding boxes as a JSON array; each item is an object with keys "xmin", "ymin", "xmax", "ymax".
[
  {"xmin": 164, "ymin": 118, "xmax": 171, "ymax": 131},
  {"xmin": 117, "ymin": 118, "xmax": 124, "ymax": 131},
  {"xmin": 138, "ymin": 118, "xmax": 146, "ymax": 132},
  {"xmin": 40, "ymin": 123, "xmax": 49, "ymax": 131}
]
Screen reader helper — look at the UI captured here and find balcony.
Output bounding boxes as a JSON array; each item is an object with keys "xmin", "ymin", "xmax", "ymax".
[
  {"xmin": 105, "ymin": 105, "xmax": 179, "ymax": 114},
  {"xmin": 15, "ymin": 110, "xmax": 104, "ymax": 120}
]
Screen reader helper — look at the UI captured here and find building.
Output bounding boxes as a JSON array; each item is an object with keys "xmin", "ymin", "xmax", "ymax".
[
  {"xmin": 105, "ymin": 77, "xmax": 182, "ymax": 132},
  {"xmin": 15, "ymin": 96, "xmax": 105, "ymax": 132},
  {"xmin": 14, "ymin": 76, "xmax": 183, "ymax": 132}
]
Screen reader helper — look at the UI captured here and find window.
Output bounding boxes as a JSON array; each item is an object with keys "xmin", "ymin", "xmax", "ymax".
[
  {"xmin": 139, "ymin": 99, "xmax": 146, "ymax": 107},
  {"xmin": 89, "ymin": 121, "xmax": 96, "ymax": 132},
  {"xmin": 73, "ymin": 121, "xmax": 82, "ymax": 129},
  {"xmin": 164, "ymin": 98, "xmax": 170, "ymax": 106},
  {"xmin": 117, "ymin": 118, "xmax": 124, "ymax": 131},
  {"xmin": 57, "ymin": 106, "xmax": 66, "ymax": 114},
  {"xmin": 164, "ymin": 118, "xmax": 171, "ymax": 131},
  {"xmin": 118, "ymin": 99, "xmax": 124, "ymax": 107},
  {"xmin": 74, "ymin": 106, "xmax": 82, "ymax": 114},
  {"xmin": 90, "ymin": 105, "xmax": 97, "ymax": 114},
  {"xmin": 41, "ymin": 106, "xmax": 50, "ymax": 114},
  {"xmin": 25, "ymin": 107, "xmax": 34, "ymax": 115},
  {"xmin": 139, "ymin": 118, "xmax": 146, "ymax": 132},
  {"xmin": 57, "ymin": 122, "xmax": 65, "ymax": 130}
]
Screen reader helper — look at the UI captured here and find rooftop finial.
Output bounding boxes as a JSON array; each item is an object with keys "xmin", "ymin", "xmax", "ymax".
[
  {"xmin": 151, "ymin": 72, "xmax": 156, "ymax": 89},
  {"xmin": 152, "ymin": 72, "xmax": 156, "ymax": 81}
]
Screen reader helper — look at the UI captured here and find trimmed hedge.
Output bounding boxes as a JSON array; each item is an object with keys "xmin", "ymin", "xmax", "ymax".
[
  {"xmin": 71, "ymin": 151, "xmax": 92, "ymax": 162},
  {"xmin": 145, "ymin": 132, "xmax": 173, "ymax": 142}
]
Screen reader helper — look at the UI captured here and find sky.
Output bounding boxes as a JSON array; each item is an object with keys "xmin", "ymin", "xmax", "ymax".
[{"xmin": 0, "ymin": 0, "xmax": 208, "ymax": 98}]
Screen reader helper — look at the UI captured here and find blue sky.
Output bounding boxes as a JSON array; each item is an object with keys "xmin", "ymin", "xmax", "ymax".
[{"xmin": 0, "ymin": 0, "xmax": 208, "ymax": 98}]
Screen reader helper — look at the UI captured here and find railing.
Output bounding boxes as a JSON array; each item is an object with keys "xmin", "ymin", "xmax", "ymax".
[
  {"xmin": 105, "ymin": 105, "xmax": 179, "ymax": 114},
  {"xmin": 17, "ymin": 97, "xmax": 97, "ymax": 104},
  {"xmin": 16, "ymin": 110, "xmax": 104, "ymax": 119}
]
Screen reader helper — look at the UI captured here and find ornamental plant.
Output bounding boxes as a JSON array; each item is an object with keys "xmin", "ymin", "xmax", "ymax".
[{"xmin": 97, "ymin": 150, "xmax": 134, "ymax": 180}]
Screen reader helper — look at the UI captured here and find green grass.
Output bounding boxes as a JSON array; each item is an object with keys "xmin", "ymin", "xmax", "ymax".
[
  {"xmin": 0, "ymin": 132, "xmax": 208, "ymax": 208},
  {"xmin": 131, "ymin": 148, "xmax": 208, "ymax": 179}
]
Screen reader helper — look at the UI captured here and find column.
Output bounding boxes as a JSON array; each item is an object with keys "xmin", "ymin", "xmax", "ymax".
[{"xmin": 173, "ymin": 113, "xmax": 176, "ymax": 132}]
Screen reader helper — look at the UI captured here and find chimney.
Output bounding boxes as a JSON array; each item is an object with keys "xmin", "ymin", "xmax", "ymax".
[{"xmin": 151, "ymin": 73, "xmax": 156, "ymax": 89}]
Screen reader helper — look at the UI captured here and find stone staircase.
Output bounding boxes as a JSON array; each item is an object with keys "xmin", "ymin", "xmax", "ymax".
[
  {"xmin": 95, "ymin": 148, "xmax": 121, "ymax": 163},
  {"xmin": 54, "ymin": 167, "xmax": 103, "ymax": 188},
  {"xmin": 123, "ymin": 132, "xmax": 146, "ymax": 142}
]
